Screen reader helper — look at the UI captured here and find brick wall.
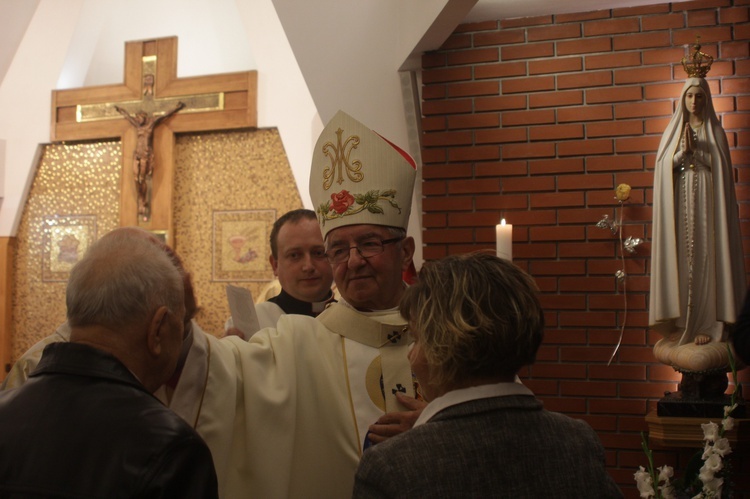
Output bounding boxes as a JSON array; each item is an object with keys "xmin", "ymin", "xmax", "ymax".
[{"xmin": 420, "ymin": 0, "xmax": 749, "ymax": 495}]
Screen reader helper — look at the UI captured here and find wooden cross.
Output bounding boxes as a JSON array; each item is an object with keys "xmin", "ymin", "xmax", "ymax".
[{"xmin": 51, "ymin": 36, "xmax": 257, "ymax": 239}]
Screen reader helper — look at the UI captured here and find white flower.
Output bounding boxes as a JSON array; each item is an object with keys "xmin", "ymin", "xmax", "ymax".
[
  {"xmin": 658, "ymin": 465, "xmax": 674, "ymax": 482},
  {"xmin": 712, "ymin": 438, "xmax": 732, "ymax": 458},
  {"xmin": 702, "ymin": 476, "xmax": 724, "ymax": 496},
  {"xmin": 722, "ymin": 416, "xmax": 735, "ymax": 432},
  {"xmin": 634, "ymin": 466, "xmax": 655, "ymax": 498},
  {"xmin": 723, "ymin": 404, "xmax": 737, "ymax": 418},
  {"xmin": 702, "ymin": 421, "xmax": 720, "ymax": 443}
]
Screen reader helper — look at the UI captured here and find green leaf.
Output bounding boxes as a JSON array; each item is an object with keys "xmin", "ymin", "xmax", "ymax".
[
  {"xmin": 367, "ymin": 204, "xmax": 384, "ymax": 214},
  {"xmin": 354, "ymin": 194, "xmax": 366, "ymax": 204},
  {"xmin": 381, "ymin": 189, "xmax": 396, "ymax": 198}
]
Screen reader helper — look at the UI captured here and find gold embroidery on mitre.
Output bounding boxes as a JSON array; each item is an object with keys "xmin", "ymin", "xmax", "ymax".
[
  {"xmin": 316, "ymin": 189, "xmax": 401, "ymax": 227},
  {"xmin": 681, "ymin": 39, "xmax": 713, "ymax": 78},
  {"xmin": 321, "ymin": 128, "xmax": 364, "ymax": 190}
]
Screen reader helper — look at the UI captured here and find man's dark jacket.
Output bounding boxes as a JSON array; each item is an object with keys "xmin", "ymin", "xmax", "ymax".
[{"xmin": 0, "ymin": 342, "xmax": 218, "ymax": 498}]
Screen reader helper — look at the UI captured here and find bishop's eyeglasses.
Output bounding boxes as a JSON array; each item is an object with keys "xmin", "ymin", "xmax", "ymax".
[{"xmin": 324, "ymin": 236, "xmax": 404, "ymax": 264}]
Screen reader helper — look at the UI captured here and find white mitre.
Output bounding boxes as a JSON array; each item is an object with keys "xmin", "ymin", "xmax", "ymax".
[{"xmin": 309, "ymin": 110, "xmax": 417, "ymax": 238}]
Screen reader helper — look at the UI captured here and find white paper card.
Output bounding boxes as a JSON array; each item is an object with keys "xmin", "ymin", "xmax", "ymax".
[{"xmin": 226, "ymin": 284, "xmax": 260, "ymax": 337}]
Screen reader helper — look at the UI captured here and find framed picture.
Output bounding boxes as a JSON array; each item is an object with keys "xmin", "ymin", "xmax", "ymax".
[
  {"xmin": 42, "ymin": 215, "xmax": 97, "ymax": 282},
  {"xmin": 212, "ymin": 209, "xmax": 276, "ymax": 281}
]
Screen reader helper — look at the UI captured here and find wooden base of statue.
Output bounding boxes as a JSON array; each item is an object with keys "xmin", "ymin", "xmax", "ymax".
[{"xmin": 646, "ymin": 410, "xmax": 750, "ymax": 449}]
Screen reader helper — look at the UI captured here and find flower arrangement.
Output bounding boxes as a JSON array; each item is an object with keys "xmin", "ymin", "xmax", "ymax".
[{"xmin": 636, "ymin": 347, "xmax": 743, "ymax": 498}]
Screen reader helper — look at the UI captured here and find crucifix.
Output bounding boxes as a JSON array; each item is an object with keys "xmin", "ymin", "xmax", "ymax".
[{"xmin": 51, "ymin": 36, "xmax": 257, "ymax": 240}]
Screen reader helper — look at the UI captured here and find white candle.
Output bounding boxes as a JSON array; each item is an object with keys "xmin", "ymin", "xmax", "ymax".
[{"xmin": 496, "ymin": 218, "xmax": 513, "ymax": 261}]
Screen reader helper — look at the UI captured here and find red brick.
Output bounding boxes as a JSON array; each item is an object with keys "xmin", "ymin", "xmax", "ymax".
[
  {"xmin": 616, "ymin": 136, "xmax": 662, "ymax": 153},
  {"xmin": 616, "ymin": 171, "xmax": 656, "ymax": 188},
  {"xmin": 644, "ymin": 82, "xmax": 686, "ymax": 100},
  {"xmin": 735, "ymin": 23, "xmax": 750, "ymax": 38},
  {"xmin": 690, "ymin": 9, "xmax": 719, "ymax": 26},
  {"xmin": 539, "ymin": 294, "xmax": 586, "ymax": 310},
  {"xmin": 422, "ymin": 196, "xmax": 473, "ymax": 211},
  {"xmin": 615, "ymin": 100, "xmax": 673, "ymax": 119},
  {"xmin": 737, "ymin": 60, "xmax": 750, "ymax": 76},
  {"xmin": 556, "ymin": 37, "xmax": 612, "ymax": 55},
  {"xmin": 586, "ymin": 154, "xmax": 643, "ymax": 172},
  {"xmin": 501, "ymin": 42, "xmax": 554, "ymax": 61},
  {"xmin": 422, "ymin": 99, "xmax": 473, "ymax": 116},
  {"xmin": 474, "ymin": 128, "xmax": 528, "ymax": 144},
  {"xmin": 515, "ymin": 242, "xmax": 557, "ymax": 258},
  {"xmin": 446, "ymin": 81, "xmax": 499, "ymax": 98},
  {"xmin": 422, "ymin": 228, "xmax": 474, "ymax": 244},
  {"xmin": 558, "ymin": 71, "xmax": 613, "ymax": 89},
  {"xmin": 739, "ymin": 97, "xmax": 750, "ymax": 111},
  {"xmin": 556, "ymin": 11, "xmax": 610, "ymax": 23},
  {"xmin": 673, "ymin": 26, "xmax": 733, "ymax": 45},
  {"xmin": 558, "ymin": 173, "xmax": 613, "ymax": 190},
  {"xmin": 422, "ymin": 180, "xmax": 446, "ymax": 196},
  {"xmin": 474, "ymin": 94, "xmax": 527, "ymax": 112},
  {"xmin": 532, "ymin": 260, "xmax": 587, "ymax": 276},
  {"xmin": 421, "ymin": 148, "xmax": 446, "ymax": 163},
  {"xmin": 422, "ymin": 163, "xmax": 472, "ymax": 179},
  {"xmin": 421, "ymin": 131, "xmax": 472, "ymax": 147},
  {"xmin": 613, "ymin": 3, "xmax": 669, "ymax": 16},
  {"xmin": 506, "ymin": 211, "xmax": 557, "ymax": 226},
  {"xmin": 523, "ymin": 379, "xmax": 559, "ymax": 396},
  {"xmin": 422, "ymin": 85, "xmax": 445, "ymax": 100},
  {"xmin": 723, "ymin": 113, "xmax": 750, "ymax": 130},
  {"xmin": 559, "ymin": 138, "xmax": 614, "ymax": 156},
  {"xmin": 712, "ymin": 96, "xmax": 735, "ymax": 112},
  {"xmin": 721, "ymin": 41, "xmax": 750, "ymax": 58},
  {"xmin": 446, "ymin": 113, "xmax": 499, "ymax": 130},
  {"xmin": 644, "ymin": 117, "xmax": 672, "ymax": 134},
  {"xmin": 474, "ymin": 193, "xmax": 528, "ymax": 210},
  {"xmin": 613, "ymin": 32, "xmax": 670, "ymax": 50},
  {"xmin": 529, "ymin": 90, "xmax": 583, "ymax": 108},
  {"xmin": 475, "ymin": 160, "xmax": 528, "ymax": 177},
  {"xmin": 677, "ymin": 0, "xmax": 731, "ymax": 10},
  {"xmin": 589, "ymin": 398, "xmax": 647, "ymax": 415},
  {"xmin": 531, "ymin": 364, "xmax": 587, "ymax": 378},
  {"xmin": 586, "ymin": 51, "xmax": 641, "ymax": 70},
  {"xmin": 438, "ymin": 33, "xmax": 471, "ymax": 50},
  {"xmin": 586, "ymin": 120, "xmax": 644, "ymax": 138},
  {"xmin": 527, "ymin": 24, "xmax": 581, "ymax": 41},
  {"xmin": 558, "ymin": 240, "xmax": 616, "ymax": 257},
  {"xmin": 502, "ymin": 75, "xmax": 555, "ymax": 94},
  {"xmin": 474, "ymin": 61, "xmax": 526, "ymax": 79},
  {"xmin": 422, "ymin": 52, "xmax": 446, "ymax": 68},
  {"xmin": 615, "ymin": 65, "xmax": 672, "ymax": 84},
  {"xmin": 446, "ymin": 48, "xmax": 499, "ymax": 66},
  {"xmin": 502, "ymin": 109, "xmax": 556, "ymax": 126},
  {"xmin": 643, "ymin": 47, "xmax": 687, "ymax": 65},
  {"xmin": 422, "ymin": 66, "xmax": 472, "ymax": 84},
  {"xmin": 422, "ymin": 116, "xmax": 446, "ymax": 131},
  {"xmin": 585, "ymin": 18, "xmax": 640, "ymax": 36},
  {"xmin": 530, "ymin": 123, "xmax": 586, "ymax": 142},
  {"xmin": 529, "ymin": 192, "xmax": 585, "ymax": 209},
  {"xmin": 561, "ymin": 380, "xmax": 618, "ymax": 396},
  {"xmin": 720, "ymin": 6, "xmax": 749, "ymax": 23},
  {"xmin": 559, "ymin": 276, "xmax": 615, "ymax": 292},
  {"xmin": 529, "ymin": 57, "xmax": 583, "ymax": 75},
  {"xmin": 448, "ymin": 145, "xmax": 500, "ymax": 161},
  {"xmin": 558, "ymin": 105, "xmax": 613, "ymax": 122},
  {"xmin": 473, "ymin": 30, "xmax": 526, "ymax": 47},
  {"xmin": 586, "ymin": 86, "xmax": 643, "ymax": 104},
  {"xmin": 502, "ymin": 142, "xmax": 555, "ymax": 159},
  {"xmin": 500, "ymin": 176, "xmax": 555, "ymax": 193},
  {"xmin": 501, "ymin": 15, "xmax": 552, "ymax": 28},
  {"xmin": 641, "ymin": 13, "xmax": 685, "ymax": 31},
  {"xmin": 529, "ymin": 158, "xmax": 584, "ymax": 174},
  {"xmin": 540, "ymin": 397, "xmax": 587, "ymax": 414},
  {"xmin": 421, "ymin": 245, "xmax": 447, "ymax": 260},
  {"xmin": 723, "ymin": 78, "xmax": 750, "ymax": 94},
  {"xmin": 447, "ymin": 212, "xmax": 507, "ymax": 227},
  {"xmin": 422, "ymin": 213, "xmax": 446, "ymax": 228}
]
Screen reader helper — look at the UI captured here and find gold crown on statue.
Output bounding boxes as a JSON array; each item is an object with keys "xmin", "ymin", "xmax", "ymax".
[{"xmin": 681, "ymin": 39, "xmax": 713, "ymax": 78}]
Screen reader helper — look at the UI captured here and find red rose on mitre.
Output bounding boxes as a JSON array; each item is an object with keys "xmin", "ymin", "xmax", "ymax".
[{"xmin": 330, "ymin": 190, "xmax": 355, "ymax": 214}]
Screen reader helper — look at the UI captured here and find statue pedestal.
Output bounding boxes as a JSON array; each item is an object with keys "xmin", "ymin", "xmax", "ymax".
[
  {"xmin": 657, "ymin": 391, "xmax": 745, "ymax": 418},
  {"xmin": 646, "ymin": 411, "xmax": 750, "ymax": 449}
]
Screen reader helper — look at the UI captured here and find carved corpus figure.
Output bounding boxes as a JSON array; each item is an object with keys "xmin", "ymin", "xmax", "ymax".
[
  {"xmin": 649, "ymin": 44, "xmax": 745, "ymax": 390},
  {"xmin": 115, "ymin": 101, "xmax": 185, "ymax": 220}
]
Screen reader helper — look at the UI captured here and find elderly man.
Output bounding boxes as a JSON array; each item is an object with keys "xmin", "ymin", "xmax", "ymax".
[
  {"xmin": 0, "ymin": 228, "xmax": 218, "ymax": 497},
  {"xmin": 353, "ymin": 253, "xmax": 622, "ymax": 498},
  {"xmin": 226, "ymin": 208, "xmax": 335, "ymax": 336}
]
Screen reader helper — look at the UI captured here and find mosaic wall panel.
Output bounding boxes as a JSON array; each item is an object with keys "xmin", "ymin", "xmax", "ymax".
[
  {"xmin": 11, "ymin": 128, "xmax": 301, "ymax": 363},
  {"xmin": 12, "ymin": 141, "xmax": 121, "ymax": 360}
]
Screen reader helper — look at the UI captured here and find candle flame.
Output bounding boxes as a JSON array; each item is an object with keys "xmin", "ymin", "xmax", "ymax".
[{"xmin": 500, "ymin": 218, "xmax": 506, "ymax": 226}]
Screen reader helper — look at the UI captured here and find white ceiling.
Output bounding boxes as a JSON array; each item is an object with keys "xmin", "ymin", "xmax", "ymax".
[{"xmin": 466, "ymin": 0, "xmax": 691, "ymax": 23}]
